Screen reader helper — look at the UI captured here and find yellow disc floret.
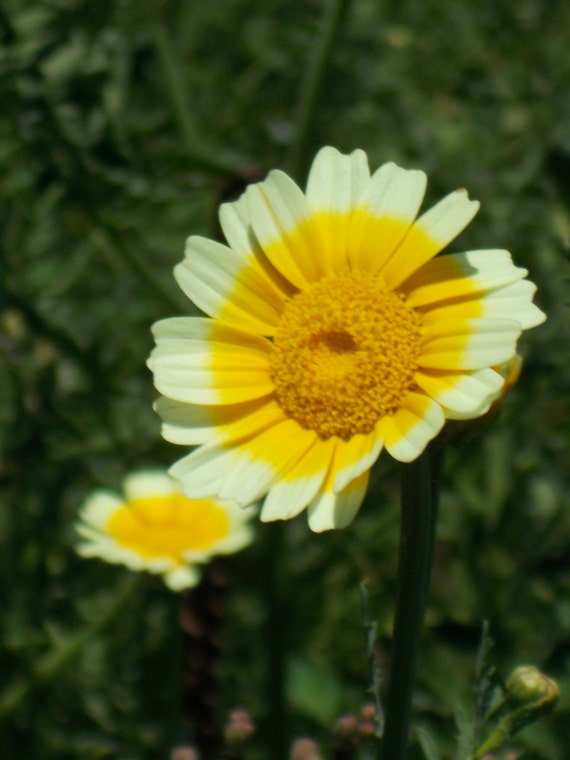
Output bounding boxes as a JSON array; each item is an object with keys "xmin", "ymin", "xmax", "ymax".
[
  {"xmin": 108, "ymin": 494, "xmax": 230, "ymax": 560},
  {"xmin": 270, "ymin": 273, "xmax": 422, "ymax": 440}
]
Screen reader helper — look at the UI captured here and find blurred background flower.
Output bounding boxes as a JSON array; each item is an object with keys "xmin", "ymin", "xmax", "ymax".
[{"xmin": 76, "ymin": 470, "xmax": 255, "ymax": 590}]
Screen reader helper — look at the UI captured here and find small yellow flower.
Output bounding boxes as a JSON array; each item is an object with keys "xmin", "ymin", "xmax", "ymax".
[
  {"xmin": 148, "ymin": 147, "xmax": 545, "ymax": 531},
  {"xmin": 75, "ymin": 470, "xmax": 254, "ymax": 590}
]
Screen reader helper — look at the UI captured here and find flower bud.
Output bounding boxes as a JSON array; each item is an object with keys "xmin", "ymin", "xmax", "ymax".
[
  {"xmin": 506, "ymin": 665, "xmax": 560, "ymax": 708},
  {"xmin": 290, "ymin": 738, "xmax": 322, "ymax": 760},
  {"xmin": 223, "ymin": 707, "xmax": 256, "ymax": 746},
  {"xmin": 332, "ymin": 714, "xmax": 359, "ymax": 750},
  {"xmin": 170, "ymin": 747, "xmax": 199, "ymax": 760},
  {"xmin": 358, "ymin": 703, "xmax": 379, "ymax": 738}
]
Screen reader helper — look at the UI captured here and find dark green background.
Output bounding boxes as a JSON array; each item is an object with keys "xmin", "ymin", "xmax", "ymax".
[{"xmin": 1, "ymin": 1, "xmax": 569, "ymax": 757}]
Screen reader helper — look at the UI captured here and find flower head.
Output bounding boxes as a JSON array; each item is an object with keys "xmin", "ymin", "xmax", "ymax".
[
  {"xmin": 148, "ymin": 147, "xmax": 545, "ymax": 531},
  {"xmin": 75, "ymin": 470, "xmax": 254, "ymax": 590}
]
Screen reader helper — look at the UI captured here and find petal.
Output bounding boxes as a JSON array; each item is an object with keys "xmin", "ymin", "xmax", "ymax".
[
  {"xmin": 245, "ymin": 171, "xmax": 322, "ymax": 286},
  {"xmin": 306, "ymin": 146, "xmax": 370, "ymax": 213},
  {"xmin": 421, "ymin": 280, "xmax": 546, "ymax": 330},
  {"xmin": 469, "ymin": 280, "xmax": 545, "ymax": 329},
  {"xmin": 76, "ymin": 529, "xmax": 116, "ymax": 554},
  {"xmin": 149, "ymin": 317, "xmax": 274, "ymax": 404},
  {"xmin": 303, "ymin": 147, "xmax": 371, "ymax": 272},
  {"xmin": 415, "ymin": 367, "xmax": 504, "ymax": 418},
  {"xmin": 154, "ymin": 397, "xmax": 273, "ymax": 446},
  {"xmin": 172, "ymin": 417, "xmax": 318, "ymax": 506},
  {"xmin": 379, "ymin": 393, "xmax": 445, "ymax": 462},
  {"xmin": 160, "ymin": 397, "xmax": 285, "ymax": 451},
  {"xmin": 154, "ymin": 397, "xmax": 220, "ymax": 445},
  {"xmin": 175, "ymin": 236, "xmax": 286, "ymax": 334},
  {"xmin": 403, "ymin": 249, "xmax": 528, "ymax": 307},
  {"xmin": 420, "ymin": 318, "xmax": 522, "ymax": 370},
  {"xmin": 307, "ymin": 470, "xmax": 370, "ymax": 532},
  {"xmin": 123, "ymin": 471, "xmax": 176, "ymax": 501},
  {"xmin": 260, "ymin": 437, "xmax": 335, "ymax": 522},
  {"xmin": 219, "ymin": 196, "xmax": 297, "ymax": 296},
  {"xmin": 205, "ymin": 519, "xmax": 255, "ymax": 555},
  {"xmin": 382, "ymin": 189, "xmax": 480, "ymax": 289},
  {"xmin": 163, "ymin": 566, "xmax": 201, "ymax": 591},
  {"xmin": 332, "ymin": 428, "xmax": 384, "ymax": 493},
  {"xmin": 218, "ymin": 194, "xmax": 260, "ymax": 260},
  {"xmin": 349, "ymin": 163, "xmax": 427, "ymax": 272},
  {"xmin": 79, "ymin": 492, "xmax": 124, "ymax": 529}
]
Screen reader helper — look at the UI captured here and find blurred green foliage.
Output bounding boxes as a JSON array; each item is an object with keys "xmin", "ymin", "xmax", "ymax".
[{"xmin": 1, "ymin": 0, "xmax": 569, "ymax": 758}]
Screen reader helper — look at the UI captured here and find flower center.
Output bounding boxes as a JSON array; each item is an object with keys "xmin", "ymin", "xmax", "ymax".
[
  {"xmin": 107, "ymin": 494, "xmax": 230, "ymax": 561},
  {"xmin": 269, "ymin": 273, "xmax": 422, "ymax": 440}
]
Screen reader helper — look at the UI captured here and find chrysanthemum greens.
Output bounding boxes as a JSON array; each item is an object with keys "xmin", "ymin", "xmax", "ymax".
[{"xmin": 148, "ymin": 147, "xmax": 545, "ymax": 531}]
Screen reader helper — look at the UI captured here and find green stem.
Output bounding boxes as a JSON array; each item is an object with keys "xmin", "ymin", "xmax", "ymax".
[
  {"xmin": 262, "ymin": 522, "xmax": 289, "ymax": 760},
  {"xmin": 0, "ymin": 573, "xmax": 140, "ymax": 717},
  {"xmin": 380, "ymin": 446, "xmax": 441, "ymax": 760},
  {"xmin": 151, "ymin": 19, "xmax": 251, "ymax": 177},
  {"xmin": 287, "ymin": 0, "xmax": 352, "ymax": 182}
]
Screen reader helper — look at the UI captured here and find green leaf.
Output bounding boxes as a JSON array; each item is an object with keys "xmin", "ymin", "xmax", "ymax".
[
  {"xmin": 416, "ymin": 726, "xmax": 442, "ymax": 760},
  {"xmin": 287, "ymin": 656, "xmax": 344, "ymax": 726}
]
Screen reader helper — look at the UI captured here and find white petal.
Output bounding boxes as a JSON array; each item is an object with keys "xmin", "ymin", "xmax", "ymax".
[
  {"xmin": 404, "ymin": 249, "xmax": 529, "ymax": 307},
  {"xmin": 415, "ymin": 368, "xmax": 504, "ymax": 416},
  {"xmin": 219, "ymin": 194, "xmax": 256, "ymax": 260},
  {"xmin": 349, "ymin": 163, "xmax": 427, "ymax": 271},
  {"xmin": 383, "ymin": 189, "xmax": 480, "ymax": 288},
  {"xmin": 413, "ymin": 189, "xmax": 479, "ymax": 251},
  {"xmin": 245, "ymin": 172, "xmax": 316, "ymax": 287},
  {"xmin": 172, "ymin": 418, "xmax": 316, "ymax": 507},
  {"xmin": 305, "ymin": 146, "xmax": 370, "ymax": 213},
  {"xmin": 123, "ymin": 471, "xmax": 176, "ymax": 501},
  {"xmin": 362, "ymin": 162, "xmax": 427, "ymax": 223},
  {"xmin": 149, "ymin": 317, "xmax": 273, "ymax": 405},
  {"xmin": 307, "ymin": 471, "xmax": 369, "ymax": 532},
  {"xmin": 163, "ymin": 566, "xmax": 201, "ymax": 591},
  {"xmin": 260, "ymin": 438, "xmax": 334, "ymax": 522},
  {"xmin": 79, "ymin": 492, "xmax": 124, "ymax": 529},
  {"xmin": 380, "ymin": 394, "xmax": 445, "ymax": 462},
  {"xmin": 332, "ymin": 429, "xmax": 384, "ymax": 493},
  {"xmin": 175, "ymin": 236, "xmax": 286, "ymax": 334},
  {"xmin": 477, "ymin": 280, "xmax": 546, "ymax": 329},
  {"xmin": 420, "ymin": 318, "xmax": 522, "ymax": 370}
]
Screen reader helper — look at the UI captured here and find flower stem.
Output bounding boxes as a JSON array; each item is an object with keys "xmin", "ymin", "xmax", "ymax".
[
  {"xmin": 262, "ymin": 522, "xmax": 289, "ymax": 760},
  {"xmin": 151, "ymin": 18, "xmax": 251, "ymax": 177},
  {"xmin": 178, "ymin": 559, "xmax": 229, "ymax": 759},
  {"xmin": 287, "ymin": 0, "xmax": 353, "ymax": 182},
  {"xmin": 380, "ymin": 445, "xmax": 441, "ymax": 760}
]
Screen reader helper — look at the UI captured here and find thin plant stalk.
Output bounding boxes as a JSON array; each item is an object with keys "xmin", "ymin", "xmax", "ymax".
[
  {"xmin": 380, "ymin": 445, "xmax": 441, "ymax": 760},
  {"xmin": 262, "ymin": 522, "xmax": 289, "ymax": 760},
  {"xmin": 287, "ymin": 0, "xmax": 353, "ymax": 182},
  {"xmin": 151, "ymin": 18, "xmax": 250, "ymax": 177}
]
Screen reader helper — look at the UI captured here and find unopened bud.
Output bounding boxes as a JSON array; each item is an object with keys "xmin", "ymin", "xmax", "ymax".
[
  {"xmin": 170, "ymin": 747, "xmax": 199, "ymax": 760},
  {"xmin": 223, "ymin": 708, "xmax": 256, "ymax": 746},
  {"xmin": 506, "ymin": 665, "xmax": 560, "ymax": 708},
  {"xmin": 359, "ymin": 703, "xmax": 376, "ymax": 722},
  {"xmin": 290, "ymin": 737, "xmax": 322, "ymax": 760},
  {"xmin": 332, "ymin": 714, "xmax": 359, "ymax": 750},
  {"xmin": 358, "ymin": 703, "xmax": 378, "ymax": 738}
]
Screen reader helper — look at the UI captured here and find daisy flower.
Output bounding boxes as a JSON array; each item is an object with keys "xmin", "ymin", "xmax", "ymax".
[
  {"xmin": 75, "ymin": 470, "xmax": 254, "ymax": 590},
  {"xmin": 148, "ymin": 147, "xmax": 545, "ymax": 531}
]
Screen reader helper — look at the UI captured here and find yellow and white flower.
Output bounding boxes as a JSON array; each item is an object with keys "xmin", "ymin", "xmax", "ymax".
[
  {"xmin": 76, "ymin": 470, "xmax": 254, "ymax": 590},
  {"xmin": 148, "ymin": 147, "xmax": 545, "ymax": 531}
]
